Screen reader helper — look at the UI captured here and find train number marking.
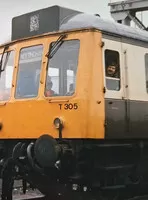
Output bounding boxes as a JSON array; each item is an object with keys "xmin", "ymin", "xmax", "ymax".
[{"xmin": 59, "ymin": 103, "xmax": 78, "ymax": 110}]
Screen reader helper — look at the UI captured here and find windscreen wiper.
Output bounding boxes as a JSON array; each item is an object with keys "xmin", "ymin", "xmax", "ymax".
[
  {"xmin": 46, "ymin": 34, "xmax": 67, "ymax": 59},
  {"xmin": 0, "ymin": 45, "xmax": 9, "ymax": 77}
]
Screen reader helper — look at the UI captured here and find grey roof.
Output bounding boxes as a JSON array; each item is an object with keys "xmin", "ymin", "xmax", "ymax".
[{"xmin": 60, "ymin": 13, "xmax": 148, "ymax": 43}]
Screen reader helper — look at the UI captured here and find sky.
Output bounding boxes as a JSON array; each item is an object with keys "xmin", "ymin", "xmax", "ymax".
[{"xmin": 0, "ymin": 0, "xmax": 148, "ymax": 45}]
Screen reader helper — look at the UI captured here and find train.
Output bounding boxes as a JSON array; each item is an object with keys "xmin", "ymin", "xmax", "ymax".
[{"xmin": 1, "ymin": 4, "xmax": 148, "ymax": 200}]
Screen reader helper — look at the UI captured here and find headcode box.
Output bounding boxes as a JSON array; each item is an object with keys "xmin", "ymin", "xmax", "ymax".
[{"xmin": 12, "ymin": 5, "xmax": 81, "ymax": 41}]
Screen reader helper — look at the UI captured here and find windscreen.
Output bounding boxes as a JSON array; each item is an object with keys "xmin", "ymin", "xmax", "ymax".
[
  {"xmin": 0, "ymin": 51, "xmax": 14, "ymax": 101},
  {"xmin": 15, "ymin": 45, "xmax": 43, "ymax": 99},
  {"xmin": 45, "ymin": 40, "xmax": 80, "ymax": 97}
]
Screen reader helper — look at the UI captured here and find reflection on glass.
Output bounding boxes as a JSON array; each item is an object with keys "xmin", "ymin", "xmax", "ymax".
[
  {"xmin": 15, "ymin": 45, "xmax": 43, "ymax": 99},
  {"xmin": 0, "ymin": 51, "xmax": 14, "ymax": 101},
  {"xmin": 45, "ymin": 40, "xmax": 80, "ymax": 97},
  {"xmin": 66, "ymin": 70, "xmax": 75, "ymax": 96},
  {"xmin": 106, "ymin": 78, "xmax": 120, "ymax": 91}
]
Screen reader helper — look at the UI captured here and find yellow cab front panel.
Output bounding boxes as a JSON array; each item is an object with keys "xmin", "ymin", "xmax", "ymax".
[{"xmin": 0, "ymin": 29, "xmax": 105, "ymax": 139}]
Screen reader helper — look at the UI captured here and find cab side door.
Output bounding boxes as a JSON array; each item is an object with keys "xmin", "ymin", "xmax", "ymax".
[{"xmin": 102, "ymin": 35, "xmax": 128, "ymax": 138}]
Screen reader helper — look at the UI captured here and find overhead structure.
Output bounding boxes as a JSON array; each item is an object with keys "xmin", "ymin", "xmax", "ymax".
[{"xmin": 108, "ymin": 0, "xmax": 148, "ymax": 30}]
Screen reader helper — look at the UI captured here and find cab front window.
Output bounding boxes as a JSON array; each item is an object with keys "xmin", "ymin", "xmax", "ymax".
[
  {"xmin": 0, "ymin": 50, "xmax": 14, "ymax": 101},
  {"xmin": 45, "ymin": 40, "xmax": 80, "ymax": 97},
  {"xmin": 15, "ymin": 45, "xmax": 43, "ymax": 99}
]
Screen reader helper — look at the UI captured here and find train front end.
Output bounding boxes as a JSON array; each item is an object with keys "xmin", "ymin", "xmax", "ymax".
[{"xmin": 0, "ymin": 6, "xmax": 105, "ymax": 200}]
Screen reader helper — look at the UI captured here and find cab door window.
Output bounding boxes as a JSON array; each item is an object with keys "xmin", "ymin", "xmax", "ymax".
[
  {"xmin": 105, "ymin": 49, "xmax": 120, "ymax": 91},
  {"xmin": 15, "ymin": 45, "xmax": 43, "ymax": 99},
  {"xmin": 0, "ymin": 51, "xmax": 14, "ymax": 101}
]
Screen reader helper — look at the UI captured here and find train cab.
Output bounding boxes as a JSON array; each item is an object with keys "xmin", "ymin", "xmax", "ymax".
[
  {"xmin": 0, "ymin": 28, "xmax": 104, "ymax": 140},
  {"xmin": 1, "ymin": 5, "xmax": 148, "ymax": 200}
]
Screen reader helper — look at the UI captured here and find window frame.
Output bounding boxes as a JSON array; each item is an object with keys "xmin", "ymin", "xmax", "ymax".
[
  {"xmin": 145, "ymin": 53, "xmax": 148, "ymax": 93},
  {"xmin": 104, "ymin": 49, "xmax": 121, "ymax": 91},
  {"xmin": 0, "ymin": 49, "xmax": 15, "ymax": 102},
  {"xmin": 44, "ymin": 39, "xmax": 80, "ymax": 99},
  {"xmin": 14, "ymin": 44, "xmax": 44, "ymax": 100}
]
